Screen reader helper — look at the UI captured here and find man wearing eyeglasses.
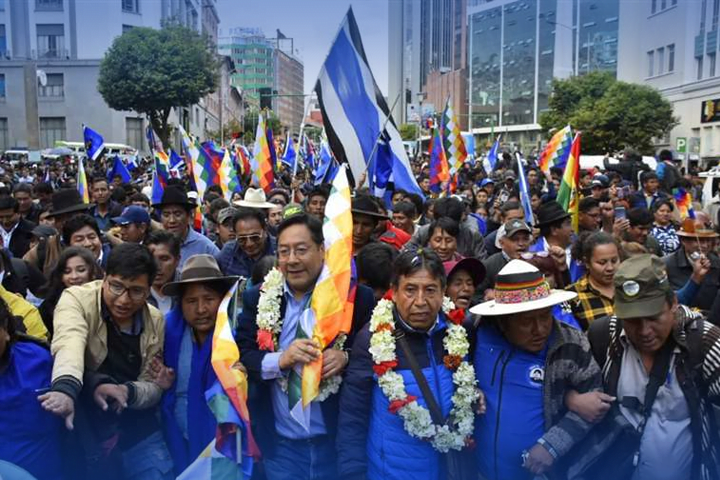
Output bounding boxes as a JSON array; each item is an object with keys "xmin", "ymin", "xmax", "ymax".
[
  {"xmin": 39, "ymin": 243, "xmax": 173, "ymax": 479},
  {"xmin": 215, "ymin": 207, "xmax": 276, "ymax": 278}
]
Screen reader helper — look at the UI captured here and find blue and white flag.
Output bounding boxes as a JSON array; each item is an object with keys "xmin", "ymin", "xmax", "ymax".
[
  {"xmin": 107, "ymin": 155, "xmax": 131, "ymax": 184},
  {"xmin": 516, "ymin": 153, "xmax": 534, "ymax": 225},
  {"xmin": 315, "ymin": 7, "xmax": 422, "ymax": 196},
  {"xmin": 169, "ymin": 150, "xmax": 185, "ymax": 178},
  {"xmin": 314, "ymin": 141, "xmax": 338, "ymax": 185},
  {"xmin": 282, "ymin": 137, "xmax": 297, "ymax": 171},
  {"xmin": 126, "ymin": 156, "xmax": 138, "ymax": 172},
  {"xmin": 83, "ymin": 124, "xmax": 105, "ymax": 161},
  {"xmin": 484, "ymin": 136, "xmax": 501, "ymax": 173}
]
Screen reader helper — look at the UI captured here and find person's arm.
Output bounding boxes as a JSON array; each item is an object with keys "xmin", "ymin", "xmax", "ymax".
[
  {"xmin": 50, "ymin": 289, "xmax": 89, "ymax": 399},
  {"xmin": 336, "ymin": 327, "xmax": 374, "ymax": 480},
  {"xmin": 129, "ymin": 309, "xmax": 165, "ymax": 409},
  {"xmin": 676, "ymin": 255, "xmax": 710, "ymax": 306},
  {"xmin": 703, "ymin": 324, "xmax": 720, "ymax": 404},
  {"xmin": 536, "ymin": 331, "xmax": 603, "ymax": 464}
]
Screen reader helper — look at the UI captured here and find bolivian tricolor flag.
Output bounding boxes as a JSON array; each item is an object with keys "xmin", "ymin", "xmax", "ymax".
[{"xmin": 557, "ymin": 133, "xmax": 581, "ymax": 232}]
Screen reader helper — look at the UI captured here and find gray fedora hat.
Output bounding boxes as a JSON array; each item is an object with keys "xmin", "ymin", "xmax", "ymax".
[{"xmin": 162, "ymin": 254, "xmax": 239, "ymax": 297}]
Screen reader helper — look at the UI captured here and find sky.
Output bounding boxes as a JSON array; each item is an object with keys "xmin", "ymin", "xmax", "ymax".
[{"xmin": 216, "ymin": 0, "xmax": 389, "ymax": 96}]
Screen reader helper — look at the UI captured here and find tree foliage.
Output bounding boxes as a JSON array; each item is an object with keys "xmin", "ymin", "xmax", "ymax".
[
  {"xmin": 98, "ymin": 25, "xmax": 219, "ymax": 148},
  {"xmin": 399, "ymin": 123, "xmax": 419, "ymax": 141},
  {"xmin": 539, "ymin": 72, "xmax": 678, "ymax": 154},
  {"xmin": 242, "ymin": 109, "xmax": 283, "ymax": 144}
]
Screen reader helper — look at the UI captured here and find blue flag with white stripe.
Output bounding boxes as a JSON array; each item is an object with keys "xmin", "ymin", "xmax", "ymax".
[
  {"xmin": 282, "ymin": 137, "xmax": 297, "ymax": 171},
  {"xmin": 315, "ymin": 7, "xmax": 422, "ymax": 196},
  {"xmin": 516, "ymin": 153, "xmax": 534, "ymax": 225},
  {"xmin": 83, "ymin": 124, "xmax": 105, "ymax": 161},
  {"xmin": 484, "ymin": 136, "xmax": 501, "ymax": 173}
]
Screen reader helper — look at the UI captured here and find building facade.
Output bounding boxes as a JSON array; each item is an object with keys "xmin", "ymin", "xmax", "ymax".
[
  {"xmin": 617, "ymin": 0, "xmax": 720, "ymax": 167},
  {"xmin": 218, "ymin": 27, "xmax": 304, "ymax": 131},
  {"xmin": 388, "ymin": 0, "xmax": 467, "ymax": 128},
  {"xmin": 467, "ymin": 0, "xmax": 619, "ymax": 149},
  {"xmin": 0, "ymin": 0, "xmax": 217, "ymax": 153}
]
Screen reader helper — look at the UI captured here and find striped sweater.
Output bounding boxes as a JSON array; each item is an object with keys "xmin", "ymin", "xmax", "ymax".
[{"xmin": 584, "ymin": 306, "xmax": 720, "ymax": 480}]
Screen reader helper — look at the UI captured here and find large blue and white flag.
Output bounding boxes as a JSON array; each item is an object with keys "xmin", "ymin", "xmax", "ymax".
[
  {"xmin": 83, "ymin": 124, "xmax": 105, "ymax": 161},
  {"xmin": 169, "ymin": 149, "xmax": 185, "ymax": 178},
  {"xmin": 315, "ymin": 7, "xmax": 422, "ymax": 197}
]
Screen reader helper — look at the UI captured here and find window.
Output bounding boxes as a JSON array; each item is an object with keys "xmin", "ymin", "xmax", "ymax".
[
  {"xmin": 711, "ymin": 53, "xmax": 717, "ymax": 77},
  {"xmin": 698, "ymin": 56, "xmax": 704, "ymax": 80},
  {"xmin": 122, "ymin": 24, "xmax": 134, "ymax": 33},
  {"xmin": 38, "ymin": 73, "xmax": 63, "ymax": 97},
  {"xmin": 125, "ymin": 118, "xmax": 143, "ymax": 151},
  {"xmin": 651, "ymin": 0, "xmax": 657, "ymax": 14},
  {"xmin": 36, "ymin": 24, "xmax": 65, "ymax": 58},
  {"xmin": 647, "ymin": 50, "xmax": 655, "ymax": 77},
  {"xmin": 35, "ymin": 0, "xmax": 63, "ymax": 11},
  {"xmin": 122, "ymin": 0, "xmax": 138, "ymax": 13},
  {"xmin": 668, "ymin": 44, "xmax": 675, "ymax": 72},
  {"xmin": 0, "ymin": 119, "xmax": 7, "ymax": 152},
  {"xmin": 657, "ymin": 47, "xmax": 665, "ymax": 74},
  {"xmin": 0, "ymin": 25, "xmax": 5, "ymax": 54},
  {"xmin": 39, "ymin": 117, "xmax": 66, "ymax": 149},
  {"xmin": 0, "ymin": 0, "xmax": 6, "ymax": 10},
  {"xmin": 715, "ymin": 0, "xmax": 720, "ymax": 30},
  {"xmin": 661, "ymin": 0, "xmax": 667, "ymax": 8},
  {"xmin": 0, "ymin": 74, "xmax": 5, "ymax": 98}
]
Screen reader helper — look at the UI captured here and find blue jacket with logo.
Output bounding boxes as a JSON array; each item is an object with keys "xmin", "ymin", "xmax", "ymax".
[{"xmin": 337, "ymin": 311, "xmax": 472, "ymax": 480}]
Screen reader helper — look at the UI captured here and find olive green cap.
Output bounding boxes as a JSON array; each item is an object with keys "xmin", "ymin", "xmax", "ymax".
[
  {"xmin": 613, "ymin": 254, "xmax": 672, "ymax": 319},
  {"xmin": 282, "ymin": 203, "xmax": 304, "ymax": 220}
]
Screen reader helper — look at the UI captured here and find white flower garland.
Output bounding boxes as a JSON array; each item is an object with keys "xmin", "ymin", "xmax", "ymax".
[
  {"xmin": 256, "ymin": 267, "xmax": 344, "ymax": 401},
  {"xmin": 369, "ymin": 297, "xmax": 480, "ymax": 453}
]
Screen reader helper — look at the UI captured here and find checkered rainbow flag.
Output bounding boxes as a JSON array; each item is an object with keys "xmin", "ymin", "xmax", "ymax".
[{"xmin": 441, "ymin": 96, "xmax": 468, "ymax": 175}]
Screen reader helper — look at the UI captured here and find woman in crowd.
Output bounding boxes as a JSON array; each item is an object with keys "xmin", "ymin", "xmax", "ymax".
[
  {"xmin": 426, "ymin": 217, "xmax": 463, "ymax": 262},
  {"xmin": 154, "ymin": 254, "xmax": 240, "ymax": 476},
  {"xmin": 61, "ymin": 214, "xmax": 112, "ymax": 270},
  {"xmin": 0, "ymin": 297, "xmax": 63, "ymax": 480},
  {"xmin": 38, "ymin": 247, "xmax": 103, "ymax": 336},
  {"xmin": 650, "ymin": 198, "xmax": 680, "ymax": 256},
  {"xmin": 566, "ymin": 231, "xmax": 621, "ymax": 330}
]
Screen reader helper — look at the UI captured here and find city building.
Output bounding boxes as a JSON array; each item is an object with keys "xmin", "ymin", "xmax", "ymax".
[
  {"xmin": 0, "ymin": 0, "xmax": 219, "ymax": 153},
  {"xmin": 388, "ymin": 0, "xmax": 468, "ymax": 129},
  {"xmin": 218, "ymin": 27, "xmax": 304, "ymax": 131},
  {"xmin": 466, "ymin": 0, "xmax": 619, "ymax": 149},
  {"xmin": 617, "ymin": 0, "xmax": 720, "ymax": 167}
]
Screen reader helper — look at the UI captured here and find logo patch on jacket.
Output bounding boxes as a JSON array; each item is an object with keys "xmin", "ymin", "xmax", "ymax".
[{"xmin": 528, "ymin": 365, "xmax": 544, "ymax": 386}]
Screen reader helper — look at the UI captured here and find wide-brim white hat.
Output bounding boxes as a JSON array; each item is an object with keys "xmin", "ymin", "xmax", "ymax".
[
  {"xmin": 233, "ymin": 188, "xmax": 275, "ymax": 209},
  {"xmin": 470, "ymin": 259, "xmax": 577, "ymax": 316}
]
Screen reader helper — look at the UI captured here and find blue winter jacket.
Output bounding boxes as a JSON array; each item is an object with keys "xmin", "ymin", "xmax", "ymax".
[
  {"xmin": 160, "ymin": 306, "xmax": 217, "ymax": 476},
  {"xmin": 0, "ymin": 339, "xmax": 63, "ymax": 480},
  {"xmin": 337, "ymin": 311, "xmax": 467, "ymax": 480}
]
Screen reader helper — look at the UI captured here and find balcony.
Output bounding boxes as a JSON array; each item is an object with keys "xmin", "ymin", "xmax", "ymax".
[{"xmin": 32, "ymin": 48, "xmax": 70, "ymax": 60}]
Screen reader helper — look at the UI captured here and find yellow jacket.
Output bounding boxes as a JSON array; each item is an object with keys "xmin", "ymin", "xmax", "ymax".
[
  {"xmin": 51, "ymin": 280, "xmax": 164, "ymax": 409},
  {"xmin": 0, "ymin": 284, "xmax": 48, "ymax": 342}
]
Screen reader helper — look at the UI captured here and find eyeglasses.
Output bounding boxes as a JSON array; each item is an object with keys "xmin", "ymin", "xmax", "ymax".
[
  {"xmin": 106, "ymin": 280, "xmax": 148, "ymax": 301},
  {"xmin": 237, "ymin": 233, "xmax": 263, "ymax": 245},
  {"xmin": 277, "ymin": 245, "xmax": 311, "ymax": 259}
]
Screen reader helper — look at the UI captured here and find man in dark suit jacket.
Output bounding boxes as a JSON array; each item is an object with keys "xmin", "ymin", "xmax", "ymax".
[
  {"xmin": 0, "ymin": 196, "xmax": 36, "ymax": 259},
  {"xmin": 237, "ymin": 213, "xmax": 375, "ymax": 480}
]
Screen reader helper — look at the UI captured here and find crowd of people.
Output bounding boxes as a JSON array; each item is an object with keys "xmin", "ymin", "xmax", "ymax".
[{"xmin": 0, "ymin": 146, "xmax": 719, "ymax": 480}]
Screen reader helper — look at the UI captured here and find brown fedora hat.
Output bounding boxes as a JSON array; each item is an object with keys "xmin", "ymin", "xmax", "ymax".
[
  {"xmin": 676, "ymin": 218, "xmax": 719, "ymax": 239},
  {"xmin": 162, "ymin": 254, "xmax": 239, "ymax": 297}
]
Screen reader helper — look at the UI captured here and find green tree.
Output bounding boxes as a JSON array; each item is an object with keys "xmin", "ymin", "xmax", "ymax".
[
  {"xmin": 206, "ymin": 119, "xmax": 243, "ymax": 144},
  {"xmin": 243, "ymin": 109, "xmax": 282, "ymax": 138},
  {"xmin": 399, "ymin": 123, "xmax": 419, "ymax": 141},
  {"xmin": 98, "ymin": 25, "xmax": 219, "ymax": 148},
  {"xmin": 539, "ymin": 72, "xmax": 678, "ymax": 154}
]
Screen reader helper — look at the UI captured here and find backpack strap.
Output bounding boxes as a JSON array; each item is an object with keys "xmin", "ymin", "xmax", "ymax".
[{"xmin": 587, "ymin": 315, "xmax": 613, "ymax": 367}]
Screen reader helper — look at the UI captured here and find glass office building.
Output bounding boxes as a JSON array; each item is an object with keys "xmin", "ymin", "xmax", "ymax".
[{"xmin": 468, "ymin": 0, "xmax": 619, "ymax": 145}]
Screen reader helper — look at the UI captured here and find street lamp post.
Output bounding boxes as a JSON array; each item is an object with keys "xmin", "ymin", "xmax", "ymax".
[
  {"xmin": 416, "ymin": 91, "xmax": 427, "ymax": 161},
  {"xmin": 545, "ymin": 19, "xmax": 578, "ymax": 76}
]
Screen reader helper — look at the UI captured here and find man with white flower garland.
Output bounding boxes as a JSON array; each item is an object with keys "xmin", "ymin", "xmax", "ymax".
[
  {"xmin": 236, "ymin": 212, "xmax": 375, "ymax": 480},
  {"xmin": 337, "ymin": 248, "xmax": 481, "ymax": 480},
  {"xmin": 470, "ymin": 259, "xmax": 602, "ymax": 479}
]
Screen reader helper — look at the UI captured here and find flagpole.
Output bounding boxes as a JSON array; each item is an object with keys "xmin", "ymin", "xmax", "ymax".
[
  {"xmin": 291, "ymin": 98, "xmax": 313, "ymax": 199},
  {"xmin": 360, "ymin": 93, "xmax": 402, "ymax": 188}
]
